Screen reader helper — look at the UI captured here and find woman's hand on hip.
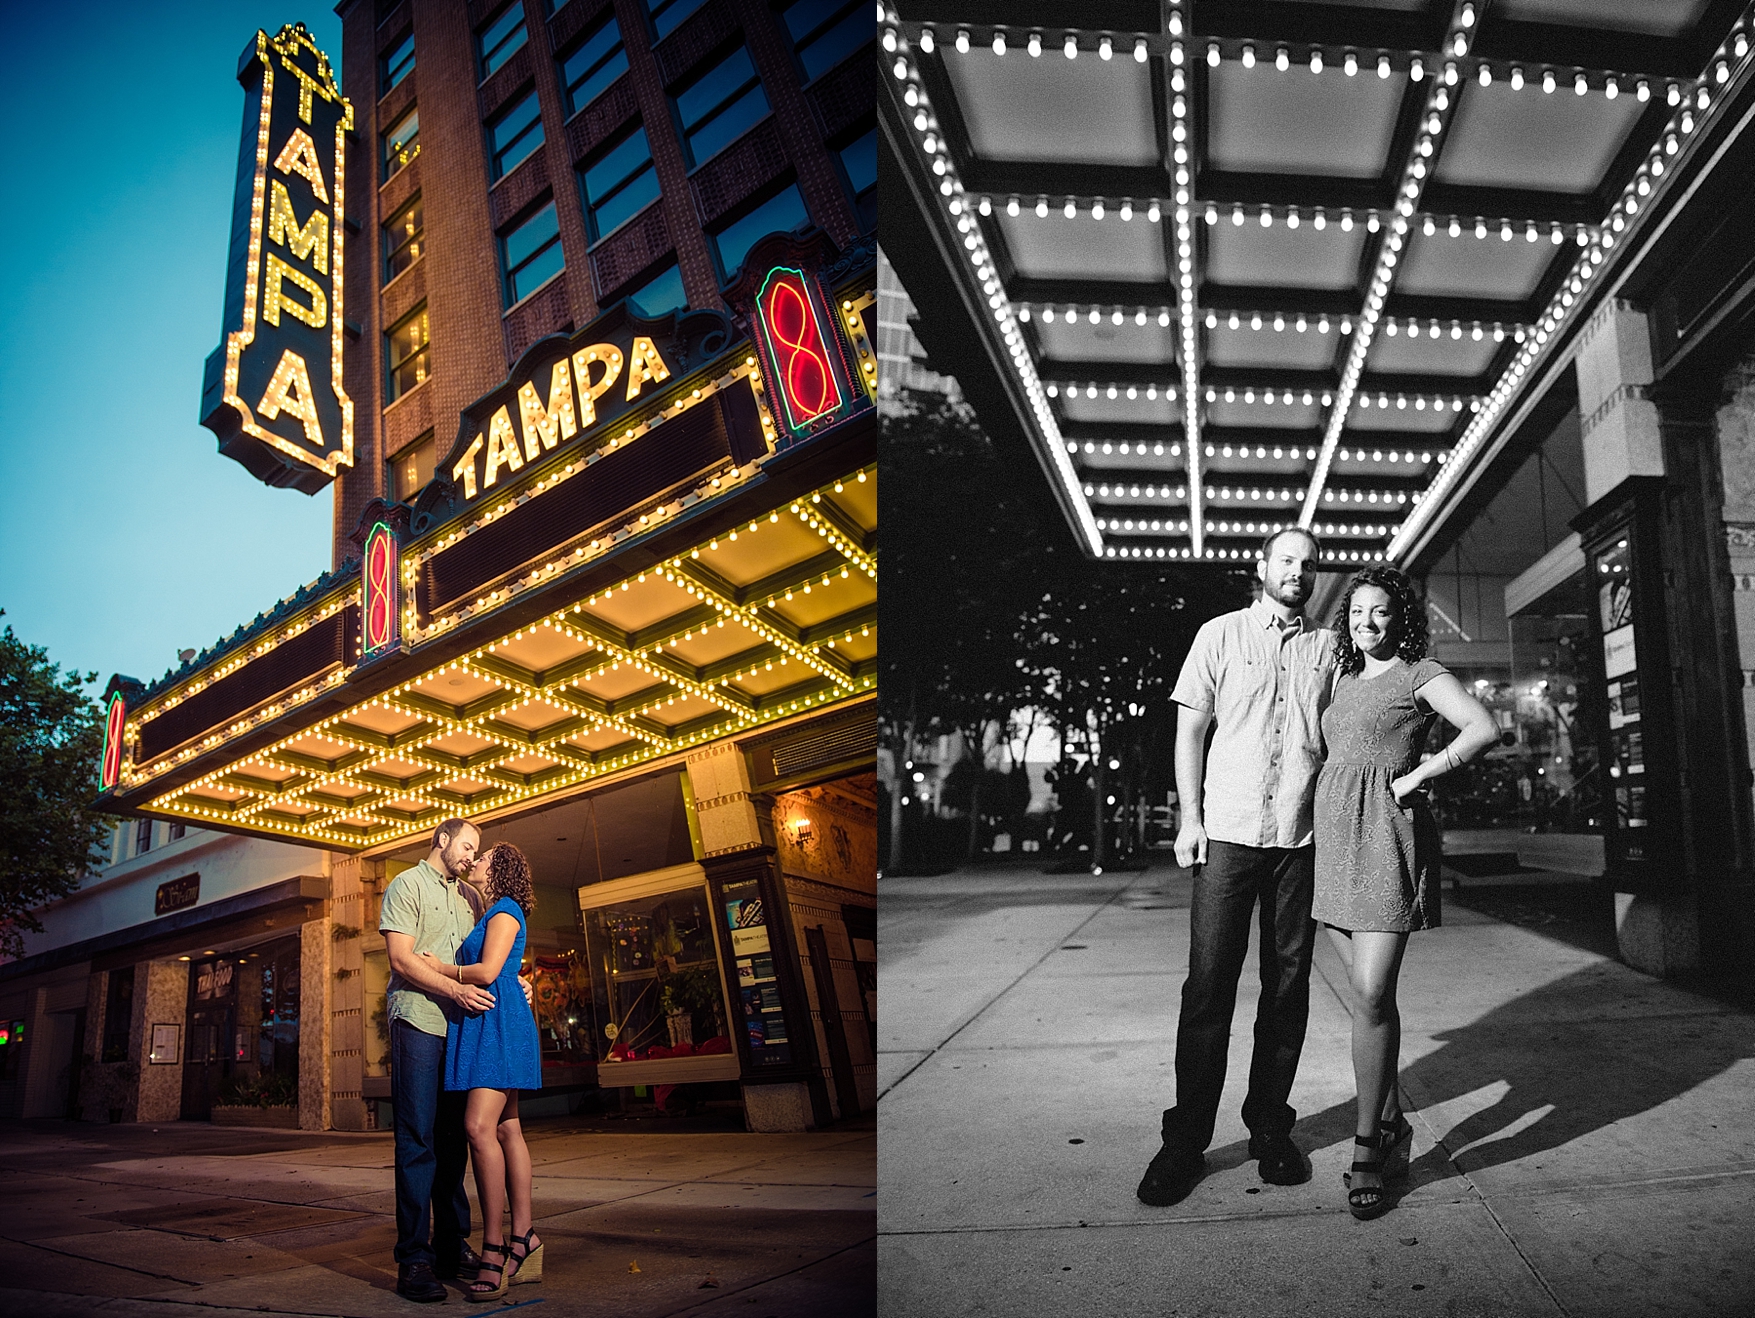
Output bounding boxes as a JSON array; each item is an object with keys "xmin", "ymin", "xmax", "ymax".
[{"xmin": 1390, "ymin": 773, "xmax": 1421, "ymax": 805}]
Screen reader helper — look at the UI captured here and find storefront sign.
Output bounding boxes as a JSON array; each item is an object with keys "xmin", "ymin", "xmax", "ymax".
[
  {"xmin": 753, "ymin": 267, "xmax": 850, "ymax": 436},
  {"xmin": 201, "ymin": 23, "xmax": 355, "ymax": 494},
  {"xmin": 100, "ymin": 692, "xmax": 126, "ymax": 791},
  {"xmin": 155, "ymin": 873, "xmax": 201, "ymax": 917},
  {"xmin": 442, "ymin": 315, "xmax": 698, "ymax": 506},
  {"xmin": 361, "ymin": 522, "xmax": 400, "ymax": 657}
]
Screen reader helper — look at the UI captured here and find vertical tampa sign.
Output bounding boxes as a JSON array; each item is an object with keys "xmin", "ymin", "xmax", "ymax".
[{"xmin": 201, "ymin": 24, "xmax": 354, "ymax": 495}]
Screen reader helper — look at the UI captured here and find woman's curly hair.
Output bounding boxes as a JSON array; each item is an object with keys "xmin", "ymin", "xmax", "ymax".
[
  {"xmin": 481, "ymin": 842, "xmax": 536, "ymax": 914},
  {"xmin": 1330, "ymin": 565, "xmax": 1430, "ymax": 676}
]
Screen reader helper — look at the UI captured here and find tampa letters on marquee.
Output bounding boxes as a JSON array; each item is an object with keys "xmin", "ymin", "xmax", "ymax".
[{"xmin": 201, "ymin": 23, "xmax": 355, "ymax": 494}]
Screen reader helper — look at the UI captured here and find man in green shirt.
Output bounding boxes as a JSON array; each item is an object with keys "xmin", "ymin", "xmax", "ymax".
[{"xmin": 380, "ymin": 817, "xmax": 496, "ymax": 1302}]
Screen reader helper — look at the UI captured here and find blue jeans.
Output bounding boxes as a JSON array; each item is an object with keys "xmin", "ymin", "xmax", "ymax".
[
  {"xmin": 1161, "ymin": 841, "xmax": 1316, "ymax": 1153},
  {"xmin": 391, "ymin": 1019, "xmax": 471, "ymax": 1265}
]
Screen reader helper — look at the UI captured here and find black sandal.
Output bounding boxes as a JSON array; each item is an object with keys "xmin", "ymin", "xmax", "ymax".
[
  {"xmin": 508, "ymin": 1229, "xmax": 543, "ymax": 1286},
  {"xmin": 1380, "ymin": 1113, "xmax": 1414, "ymax": 1182},
  {"xmin": 1348, "ymin": 1134, "xmax": 1390, "ymax": 1220},
  {"xmin": 466, "ymin": 1241, "xmax": 510, "ymax": 1302}
]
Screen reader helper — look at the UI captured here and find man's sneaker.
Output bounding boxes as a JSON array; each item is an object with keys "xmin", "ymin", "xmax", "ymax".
[
  {"xmin": 1136, "ymin": 1141, "xmax": 1207, "ymax": 1206},
  {"xmin": 1249, "ymin": 1130, "xmax": 1311, "ymax": 1185},
  {"xmin": 396, "ymin": 1260, "xmax": 448, "ymax": 1303}
]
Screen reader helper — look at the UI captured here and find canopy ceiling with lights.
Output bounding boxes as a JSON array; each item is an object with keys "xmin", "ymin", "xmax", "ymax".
[
  {"xmin": 880, "ymin": 0, "xmax": 1751, "ymax": 565},
  {"xmin": 97, "ymin": 237, "xmax": 878, "ymax": 852}
]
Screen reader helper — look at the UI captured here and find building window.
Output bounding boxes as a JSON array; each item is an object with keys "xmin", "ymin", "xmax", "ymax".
[
  {"xmin": 478, "ymin": 3, "xmax": 529, "ymax": 78},
  {"xmin": 101, "ymin": 967, "xmax": 134, "ymax": 1063},
  {"xmin": 135, "ymin": 819, "xmax": 153, "ymax": 855},
  {"xmin": 627, "ymin": 261, "xmax": 686, "ymax": 318},
  {"xmin": 169, "ymin": 821, "xmax": 186, "ymax": 841},
  {"xmin": 580, "ymin": 126, "xmax": 662, "ymax": 241},
  {"xmin": 384, "ymin": 195, "xmax": 424, "ymax": 281},
  {"xmin": 837, "ymin": 126, "xmax": 876, "ymax": 230},
  {"xmin": 488, "ymin": 90, "xmax": 545, "ymax": 180},
  {"xmin": 381, "ymin": 29, "xmax": 415, "ymax": 93},
  {"xmin": 383, "ymin": 104, "xmax": 420, "ymax": 181},
  {"xmin": 710, "ymin": 182, "xmax": 809, "ymax": 280},
  {"xmin": 502, "ymin": 201, "xmax": 565, "ymax": 305},
  {"xmin": 559, "ymin": 12, "xmax": 628, "ymax": 115},
  {"xmin": 674, "ymin": 44, "xmax": 769, "ymax": 167},
  {"xmin": 390, "ymin": 430, "xmax": 438, "ymax": 501},
  {"xmin": 779, "ymin": 0, "xmax": 870, "ymax": 82},
  {"xmin": 646, "ymin": 0, "xmax": 706, "ymax": 42},
  {"xmin": 387, "ymin": 304, "xmax": 430, "ymax": 402}
]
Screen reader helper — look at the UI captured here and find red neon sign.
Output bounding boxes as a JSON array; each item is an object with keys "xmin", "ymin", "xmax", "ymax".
[
  {"xmin": 755, "ymin": 267, "xmax": 845, "ymax": 432},
  {"xmin": 100, "ymin": 692, "xmax": 126, "ymax": 790},
  {"xmin": 362, "ymin": 522, "xmax": 398, "ymax": 655}
]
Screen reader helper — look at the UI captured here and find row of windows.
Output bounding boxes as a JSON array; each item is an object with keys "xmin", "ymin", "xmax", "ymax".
[
  {"xmin": 121, "ymin": 818, "xmax": 186, "ymax": 861},
  {"xmin": 379, "ymin": 1, "xmax": 871, "ymax": 186},
  {"xmin": 379, "ymin": 0, "xmax": 779, "ymax": 100}
]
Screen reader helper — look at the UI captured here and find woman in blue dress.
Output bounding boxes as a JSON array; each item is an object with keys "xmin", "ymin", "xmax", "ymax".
[{"xmin": 421, "ymin": 843, "xmax": 544, "ymax": 1300}]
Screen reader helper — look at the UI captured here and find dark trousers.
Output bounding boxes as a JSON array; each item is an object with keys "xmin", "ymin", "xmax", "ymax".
[
  {"xmin": 1162, "ymin": 840, "xmax": 1316, "ymax": 1153},
  {"xmin": 391, "ymin": 1019, "xmax": 471, "ymax": 1265}
]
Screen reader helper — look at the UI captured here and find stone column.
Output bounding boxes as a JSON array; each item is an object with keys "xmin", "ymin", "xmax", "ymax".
[
  {"xmin": 685, "ymin": 740, "xmax": 814, "ymax": 1131},
  {"xmin": 300, "ymin": 912, "xmax": 334, "ymax": 1131},
  {"xmin": 326, "ymin": 852, "xmax": 373, "ymax": 1131},
  {"xmin": 1576, "ymin": 300, "xmax": 1700, "ymax": 974},
  {"xmin": 134, "ymin": 958, "xmax": 188, "ymax": 1122}
]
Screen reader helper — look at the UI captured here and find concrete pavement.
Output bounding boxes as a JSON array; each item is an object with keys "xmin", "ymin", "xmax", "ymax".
[
  {"xmin": 0, "ymin": 1112, "xmax": 874, "ymax": 1317},
  {"xmin": 877, "ymin": 862, "xmax": 1755, "ymax": 1317}
]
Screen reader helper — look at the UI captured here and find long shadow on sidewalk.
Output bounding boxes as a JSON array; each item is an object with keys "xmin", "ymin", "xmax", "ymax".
[{"xmin": 1264, "ymin": 963, "xmax": 1755, "ymax": 1199}]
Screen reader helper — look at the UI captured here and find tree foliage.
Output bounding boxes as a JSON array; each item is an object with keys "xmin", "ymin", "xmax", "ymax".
[
  {"xmin": 0, "ymin": 614, "xmax": 114, "ymax": 959},
  {"xmin": 881, "ymin": 394, "xmax": 1253, "ymax": 866}
]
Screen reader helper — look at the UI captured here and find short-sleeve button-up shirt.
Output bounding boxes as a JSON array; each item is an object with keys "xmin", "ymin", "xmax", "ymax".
[
  {"xmin": 378, "ymin": 858, "xmax": 480, "ymax": 1037},
  {"xmin": 1171, "ymin": 598, "xmax": 1335, "ymax": 849}
]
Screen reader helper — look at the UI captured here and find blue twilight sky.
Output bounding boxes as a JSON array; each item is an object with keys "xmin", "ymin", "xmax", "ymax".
[{"xmin": 0, "ymin": 3, "xmax": 349, "ymax": 694}]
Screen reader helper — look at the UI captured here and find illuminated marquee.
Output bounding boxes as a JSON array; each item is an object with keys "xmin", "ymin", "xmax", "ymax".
[
  {"xmin": 101, "ymin": 692, "xmax": 126, "ymax": 791},
  {"xmin": 362, "ymin": 522, "xmax": 400, "ymax": 657},
  {"xmin": 200, "ymin": 23, "xmax": 355, "ymax": 495},
  {"xmin": 436, "ymin": 305, "xmax": 754, "ymax": 508},
  {"xmin": 753, "ymin": 267, "xmax": 848, "ymax": 435}
]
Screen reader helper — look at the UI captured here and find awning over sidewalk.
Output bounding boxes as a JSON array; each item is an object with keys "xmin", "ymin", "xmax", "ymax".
[
  {"xmin": 98, "ymin": 235, "xmax": 878, "ymax": 851},
  {"xmin": 881, "ymin": 1, "xmax": 1752, "ymax": 564}
]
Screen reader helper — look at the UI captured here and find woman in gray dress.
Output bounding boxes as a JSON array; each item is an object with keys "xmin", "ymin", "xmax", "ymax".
[{"xmin": 1312, "ymin": 567, "xmax": 1497, "ymax": 1219}]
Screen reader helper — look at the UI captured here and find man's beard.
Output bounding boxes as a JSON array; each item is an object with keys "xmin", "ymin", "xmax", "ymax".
[{"xmin": 1268, "ymin": 575, "xmax": 1308, "ymax": 606}]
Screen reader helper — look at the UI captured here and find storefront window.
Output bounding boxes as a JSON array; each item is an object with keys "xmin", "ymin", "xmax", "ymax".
[{"xmin": 583, "ymin": 882, "xmax": 731, "ymax": 1068}]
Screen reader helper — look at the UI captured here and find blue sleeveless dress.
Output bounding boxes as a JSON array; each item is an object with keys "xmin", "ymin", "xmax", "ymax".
[{"xmin": 444, "ymin": 897, "xmax": 542, "ymax": 1091}]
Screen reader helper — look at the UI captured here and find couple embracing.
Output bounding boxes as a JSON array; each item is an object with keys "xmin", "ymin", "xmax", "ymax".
[
  {"xmin": 1138, "ymin": 527, "xmax": 1498, "ymax": 1220},
  {"xmin": 379, "ymin": 818, "xmax": 546, "ymax": 1302}
]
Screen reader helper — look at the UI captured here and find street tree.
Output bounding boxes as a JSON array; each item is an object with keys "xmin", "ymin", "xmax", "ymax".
[{"xmin": 0, "ymin": 615, "xmax": 114, "ymax": 959}]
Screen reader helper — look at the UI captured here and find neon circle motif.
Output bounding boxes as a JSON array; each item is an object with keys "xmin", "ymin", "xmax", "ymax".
[
  {"xmin": 362, "ymin": 522, "xmax": 398, "ymax": 655},
  {"xmin": 756, "ymin": 268, "xmax": 845, "ymax": 432},
  {"xmin": 100, "ymin": 692, "xmax": 126, "ymax": 790}
]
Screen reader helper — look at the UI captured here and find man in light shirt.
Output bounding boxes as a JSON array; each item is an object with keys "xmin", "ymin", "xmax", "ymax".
[
  {"xmin": 380, "ymin": 818, "xmax": 495, "ymax": 1303},
  {"xmin": 1138, "ymin": 528, "xmax": 1334, "ymax": 1206}
]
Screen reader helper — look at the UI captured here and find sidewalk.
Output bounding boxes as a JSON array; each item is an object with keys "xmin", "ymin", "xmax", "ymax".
[
  {"xmin": 877, "ymin": 862, "xmax": 1755, "ymax": 1317},
  {"xmin": 0, "ymin": 1112, "xmax": 874, "ymax": 1318}
]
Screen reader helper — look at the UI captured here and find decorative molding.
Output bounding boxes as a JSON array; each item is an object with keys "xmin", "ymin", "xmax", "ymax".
[
  {"xmin": 1579, "ymin": 382, "xmax": 1650, "ymax": 438},
  {"xmin": 1724, "ymin": 522, "xmax": 1755, "ymax": 550}
]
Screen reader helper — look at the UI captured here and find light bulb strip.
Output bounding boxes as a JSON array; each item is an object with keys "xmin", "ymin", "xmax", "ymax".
[
  {"xmin": 1162, "ymin": 7, "xmax": 1204, "ymax": 554},
  {"xmin": 1300, "ymin": 2, "xmax": 1478, "ymax": 527},
  {"xmin": 1100, "ymin": 542, "xmax": 1388, "ymax": 563},
  {"xmin": 885, "ymin": 10, "xmax": 1104, "ymax": 554},
  {"xmin": 1389, "ymin": 4, "xmax": 1755, "ymax": 558},
  {"xmin": 136, "ymin": 470, "xmax": 878, "ymax": 848}
]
